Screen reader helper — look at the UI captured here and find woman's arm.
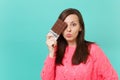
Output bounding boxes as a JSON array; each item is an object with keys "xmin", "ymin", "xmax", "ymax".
[
  {"xmin": 91, "ymin": 44, "xmax": 118, "ymax": 80},
  {"xmin": 41, "ymin": 56, "xmax": 56, "ymax": 80},
  {"xmin": 41, "ymin": 33, "xmax": 57, "ymax": 80}
]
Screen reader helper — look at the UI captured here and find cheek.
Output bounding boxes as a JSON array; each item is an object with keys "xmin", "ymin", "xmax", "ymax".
[
  {"xmin": 73, "ymin": 30, "xmax": 79, "ymax": 37},
  {"xmin": 62, "ymin": 30, "xmax": 66, "ymax": 37},
  {"xmin": 62, "ymin": 30, "xmax": 65, "ymax": 34}
]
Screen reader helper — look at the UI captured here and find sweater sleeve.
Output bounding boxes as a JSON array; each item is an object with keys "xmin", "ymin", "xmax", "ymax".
[
  {"xmin": 41, "ymin": 56, "xmax": 56, "ymax": 80},
  {"xmin": 91, "ymin": 44, "xmax": 118, "ymax": 80}
]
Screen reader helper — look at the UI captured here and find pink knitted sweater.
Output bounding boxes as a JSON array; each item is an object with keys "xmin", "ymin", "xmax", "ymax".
[{"xmin": 41, "ymin": 44, "xmax": 118, "ymax": 80}]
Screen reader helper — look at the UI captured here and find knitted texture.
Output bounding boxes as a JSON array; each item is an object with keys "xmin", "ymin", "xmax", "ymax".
[{"xmin": 41, "ymin": 44, "xmax": 118, "ymax": 80}]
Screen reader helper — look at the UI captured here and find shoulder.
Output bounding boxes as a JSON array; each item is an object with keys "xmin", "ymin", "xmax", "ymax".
[
  {"xmin": 89, "ymin": 43, "xmax": 102, "ymax": 53},
  {"xmin": 89, "ymin": 43, "xmax": 101, "ymax": 50},
  {"xmin": 89, "ymin": 43, "xmax": 107, "ymax": 60}
]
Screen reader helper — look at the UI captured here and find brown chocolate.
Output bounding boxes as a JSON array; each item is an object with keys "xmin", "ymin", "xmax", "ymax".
[{"xmin": 50, "ymin": 19, "xmax": 67, "ymax": 40}]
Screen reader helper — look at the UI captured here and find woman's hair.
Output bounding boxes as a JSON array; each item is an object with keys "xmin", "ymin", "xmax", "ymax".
[{"xmin": 55, "ymin": 8, "xmax": 94, "ymax": 65}]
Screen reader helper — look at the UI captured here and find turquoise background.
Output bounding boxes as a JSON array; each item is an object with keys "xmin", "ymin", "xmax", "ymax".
[{"xmin": 0, "ymin": 0, "xmax": 120, "ymax": 80}]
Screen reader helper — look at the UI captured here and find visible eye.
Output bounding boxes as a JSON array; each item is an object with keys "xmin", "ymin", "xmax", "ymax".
[{"xmin": 71, "ymin": 23, "xmax": 77, "ymax": 26}]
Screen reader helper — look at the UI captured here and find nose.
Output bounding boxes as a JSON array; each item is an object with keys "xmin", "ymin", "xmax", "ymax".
[{"xmin": 66, "ymin": 26, "xmax": 71, "ymax": 32}]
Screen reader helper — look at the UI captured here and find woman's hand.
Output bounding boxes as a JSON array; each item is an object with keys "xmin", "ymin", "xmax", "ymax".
[{"xmin": 46, "ymin": 32, "xmax": 57, "ymax": 58}]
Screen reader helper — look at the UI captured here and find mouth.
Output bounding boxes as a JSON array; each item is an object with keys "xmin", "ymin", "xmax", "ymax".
[{"xmin": 66, "ymin": 34, "xmax": 72, "ymax": 38}]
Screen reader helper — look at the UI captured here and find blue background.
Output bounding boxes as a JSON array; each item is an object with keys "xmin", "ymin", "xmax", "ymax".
[{"xmin": 0, "ymin": 0, "xmax": 120, "ymax": 80}]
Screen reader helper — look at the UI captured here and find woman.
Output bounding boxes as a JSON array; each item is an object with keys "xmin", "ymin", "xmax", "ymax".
[{"xmin": 41, "ymin": 8, "xmax": 118, "ymax": 80}]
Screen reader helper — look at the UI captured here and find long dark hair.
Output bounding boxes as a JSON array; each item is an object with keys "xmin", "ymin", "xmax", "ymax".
[{"xmin": 55, "ymin": 8, "xmax": 93, "ymax": 65}]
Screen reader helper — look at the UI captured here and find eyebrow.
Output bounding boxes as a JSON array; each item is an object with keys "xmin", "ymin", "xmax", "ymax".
[
  {"xmin": 66, "ymin": 20, "xmax": 79, "ymax": 23},
  {"xmin": 71, "ymin": 20, "xmax": 79, "ymax": 23}
]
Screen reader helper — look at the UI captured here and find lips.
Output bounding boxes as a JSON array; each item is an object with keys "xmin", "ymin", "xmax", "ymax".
[{"xmin": 66, "ymin": 34, "xmax": 72, "ymax": 37}]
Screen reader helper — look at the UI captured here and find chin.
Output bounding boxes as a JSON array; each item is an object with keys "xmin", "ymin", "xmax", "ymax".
[{"xmin": 65, "ymin": 38, "xmax": 74, "ymax": 42}]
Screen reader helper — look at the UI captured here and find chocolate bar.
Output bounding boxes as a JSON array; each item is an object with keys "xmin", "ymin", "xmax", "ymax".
[{"xmin": 49, "ymin": 19, "xmax": 67, "ymax": 40}]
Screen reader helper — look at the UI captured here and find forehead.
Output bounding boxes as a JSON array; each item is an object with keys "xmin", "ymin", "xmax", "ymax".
[{"xmin": 64, "ymin": 14, "xmax": 79, "ymax": 23}]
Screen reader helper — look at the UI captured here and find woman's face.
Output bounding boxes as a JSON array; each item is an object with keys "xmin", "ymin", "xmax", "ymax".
[{"xmin": 63, "ymin": 14, "xmax": 81, "ymax": 45}]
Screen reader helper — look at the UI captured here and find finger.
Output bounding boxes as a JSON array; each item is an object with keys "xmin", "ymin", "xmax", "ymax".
[
  {"xmin": 51, "ymin": 38, "xmax": 57, "ymax": 47},
  {"xmin": 46, "ymin": 32, "xmax": 54, "ymax": 39},
  {"xmin": 46, "ymin": 38, "xmax": 55, "ymax": 46}
]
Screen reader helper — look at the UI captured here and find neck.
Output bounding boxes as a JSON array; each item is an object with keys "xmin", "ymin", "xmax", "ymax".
[{"xmin": 68, "ymin": 41, "xmax": 76, "ymax": 47}]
